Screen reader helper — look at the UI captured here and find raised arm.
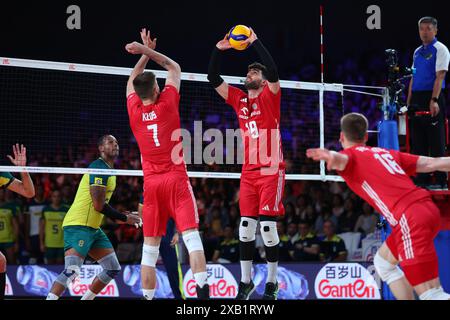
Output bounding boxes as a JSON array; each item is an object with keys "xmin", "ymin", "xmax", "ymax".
[
  {"xmin": 126, "ymin": 34, "xmax": 181, "ymax": 92},
  {"xmin": 207, "ymin": 34, "xmax": 231, "ymax": 100},
  {"xmin": 306, "ymin": 148, "xmax": 349, "ymax": 172},
  {"xmin": 6, "ymin": 144, "xmax": 35, "ymax": 198},
  {"xmin": 416, "ymin": 156, "xmax": 450, "ymax": 173},
  {"xmin": 126, "ymin": 29, "xmax": 152, "ymax": 97},
  {"xmin": 244, "ymin": 28, "xmax": 280, "ymax": 94}
]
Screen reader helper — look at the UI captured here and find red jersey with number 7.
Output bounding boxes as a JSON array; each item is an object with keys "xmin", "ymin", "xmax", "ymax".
[
  {"xmin": 226, "ymin": 85, "xmax": 285, "ymax": 173},
  {"xmin": 337, "ymin": 145, "xmax": 431, "ymax": 227},
  {"xmin": 127, "ymin": 85, "xmax": 186, "ymax": 175}
]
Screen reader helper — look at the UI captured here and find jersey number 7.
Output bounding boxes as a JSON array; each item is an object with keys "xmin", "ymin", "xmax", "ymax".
[{"xmin": 147, "ymin": 124, "xmax": 161, "ymax": 147}]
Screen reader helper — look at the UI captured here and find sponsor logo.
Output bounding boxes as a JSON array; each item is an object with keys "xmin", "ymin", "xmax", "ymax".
[
  {"xmin": 250, "ymin": 110, "xmax": 261, "ymax": 117},
  {"xmin": 68, "ymin": 265, "xmax": 119, "ymax": 297},
  {"xmin": 94, "ymin": 177, "xmax": 103, "ymax": 185},
  {"xmin": 241, "ymin": 107, "xmax": 249, "ymax": 116},
  {"xmin": 314, "ymin": 263, "xmax": 380, "ymax": 299},
  {"xmin": 183, "ymin": 264, "xmax": 238, "ymax": 299},
  {"xmin": 240, "ymin": 98, "xmax": 248, "ymax": 103},
  {"xmin": 262, "ymin": 205, "xmax": 270, "ymax": 211},
  {"xmin": 2, "ymin": 58, "xmax": 10, "ymax": 65}
]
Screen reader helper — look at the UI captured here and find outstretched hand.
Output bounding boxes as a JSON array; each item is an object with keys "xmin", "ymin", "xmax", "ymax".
[
  {"xmin": 140, "ymin": 28, "xmax": 157, "ymax": 50},
  {"xmin": 125, "ymin": 41, "xmax": 146, "ymax": 55},
  {"xmin": 8, "ymin": 144, "xmax": 27, "ymax": 167},
  {"xmin": 306, "ymin": 148, "xmax": 335, "ymax": 171},
  {"xmin": 216, "ymin": 34, "xmax": 232, "ymax": 51},
  {"xmin": 242, "ymin": 27, "xmax": 258, "ymax": 46}
]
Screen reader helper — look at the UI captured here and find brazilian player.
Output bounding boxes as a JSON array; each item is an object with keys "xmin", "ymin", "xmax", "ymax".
[
  {"xmin": 39, "ymin": 190, "xmax": 69, "ymax": 265},
  {"xmin": 46, "ymin": 135, "xmax": 141, "ymax": 300},
  {"xmin": 0, "ymin": 143, "xmax": 35, "ymax": 300}
]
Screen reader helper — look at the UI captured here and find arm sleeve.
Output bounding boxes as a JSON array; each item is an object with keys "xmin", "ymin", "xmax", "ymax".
[
  {"xmin": 126, "ymin": 93, "xmax": 142, "ymax": 117},
  {"xmin": 158, "ymin": 85, "xmax": 180, "ymax": 114},
  {"xmin": 393, "ymin": 151, "xmax": 420, "ymax": 176},
  {"xmin": 251, "ymin": 39, "xmax": 279, "ymax": 83},
  {"xmin": 89, "ymin": 174, "xmax": 110, "ymax": 187},
  {"xmin": 336, "ymin": 149, "xmax": 354, "ymax": 177},
  {"xmin": 225, "ymin": 85, "xmax": 245, "ymax": 112},
  {"xmin": 207, "ymin": 47, "xmax": 225, "ymax": 88},
  {"xmin": 436, "ymin": 44, "xmax": 450, "ymax": 72},
  {"xmin": 0, "ymin": 172, "xmax": 14, "ymax": 189}
]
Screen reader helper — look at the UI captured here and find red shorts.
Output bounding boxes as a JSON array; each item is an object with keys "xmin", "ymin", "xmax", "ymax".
[
  {"xmin": 142, "ymin": 171, "xmax": 199, "ymax": 237},
  {"xmin": 239, "ymin": 168, "xmax": 285, "ymax": 218},
  {"xmin": 386, "ymin": 199, "xmax": 441, "ymax": 286}
]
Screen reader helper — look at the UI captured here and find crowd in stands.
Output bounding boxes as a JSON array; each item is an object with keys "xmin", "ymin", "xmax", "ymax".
[{"xmin": 2, "ymin": 51, "xmax": 449, "ymax": 265}]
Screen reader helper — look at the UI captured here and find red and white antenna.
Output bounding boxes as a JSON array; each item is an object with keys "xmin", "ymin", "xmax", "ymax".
[{"xmin": 320, "ymin": 5, "xmax": 324, "ymax": 83}]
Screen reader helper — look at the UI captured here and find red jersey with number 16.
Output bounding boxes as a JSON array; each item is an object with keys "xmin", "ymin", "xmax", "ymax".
[
  {"xmin": 337, "ymin": 145, "xmax": 431, "ymax": 227},
  {"xmin": 226, "ymin": 85, "xmax": 285, "ymax": 172},
  {"xmin": 127, "ymin": 85, "xmax": 186, "ymax": 175}
]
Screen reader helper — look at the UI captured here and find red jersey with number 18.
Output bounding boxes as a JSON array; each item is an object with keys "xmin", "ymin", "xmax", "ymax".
[
  {"xmin": 226, "ymin": 85, "xmax": 285, "ymax": 172},
  {"xmin": 127, "ymin": 85, "xmax": 186, "ymax": 175},
  {"xmin": 337, "ymin": 145, "xmax": 431, "ymax": 227}
]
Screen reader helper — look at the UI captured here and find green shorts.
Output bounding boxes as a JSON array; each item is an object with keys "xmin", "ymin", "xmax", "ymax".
[
  {"xmin": 45, "ymin": 247, "xmax": 65, "ymax": 260},
  {"xmin": 0, "ymin": 242, "xmax": 14, "ymax": 251},
  {"xmin": 63, "ymin": 226, "xmax": 113, "ymax": 257}
]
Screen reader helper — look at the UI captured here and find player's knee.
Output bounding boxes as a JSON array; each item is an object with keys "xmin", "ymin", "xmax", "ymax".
[
  {"xmin": 260, "ymin": 221, "xmax": 280, "ymax": 248},
  {"xmin": 419, "ymin": 287, "xmax": 450, "ymax": 300},
  {"xmin": 0, "ymin": 254, "xmax": 6, "ymax": 272},
  {"xmin": 97, "ymin": 253, "xmax": 121, "ymax": 284},
  {"xmin": 141, "ymin": 244, "xmax": 160, "ymax": 267},
  {"xmin": 239, "ymin": 217, "xmax": 258, "ymax": 242},
  {"xmin": 56, "ymin": 255, "xmax": 83, "ymax": 287},
  {"xmin": 182, "ymin": 231, "xmax": 204, "ymax": 254},
  {"xmin": 374, "ymin": 251, "xmax": 404, "ymax": 285}
]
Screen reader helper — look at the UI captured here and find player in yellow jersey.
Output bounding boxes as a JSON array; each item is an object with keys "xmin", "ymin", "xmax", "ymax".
[
  {"xmin": 0, "ymin": 144, "xmax": 35, "ymax": 300},
  {"xmin": 39, "ymin": 190, "xmax": 69, "ymax": 265},
  {"xmin": 46, "ymin": 135, "xmax": 141, "ymax": 300}
]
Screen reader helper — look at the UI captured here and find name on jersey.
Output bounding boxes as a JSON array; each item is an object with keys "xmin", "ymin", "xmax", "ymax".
[{"xmin": 142, "ymin": 111, "xmax": 157, "ymax": 122}]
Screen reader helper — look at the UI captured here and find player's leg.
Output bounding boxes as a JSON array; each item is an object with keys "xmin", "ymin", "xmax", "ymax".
[
  {"xmin": 0, "ymin": 251, "xmax": 6, "ymax": 300},
  {"xmin": 173, "ymin": 175, "xmax": 208, "ymax": 299},
  {"xmin": 374, "ymin": 242, "xmax": 414, "ymax": 300},
  {"xmin": 46, "ymin": 248, "xmax": 85, "ymax": 300},
  {"xmin": 140, "ymin": 179, "xmax": 165, "ymax": 300},
  {"xmin": 258, "ymin": 169, "xmax": 285, "ymax": 300},
  {"xmin": 46, "ymin": 226, "xmax": 93, "ymax": 300},
  {"xmin": 160, "ymin": 227, "xmax": 183, "ymax": 299},
  {"xmin": 236, "ymin": 173, "xmax": 259, "ymax": 300},
  {"xmin": 400, "ymin": 201, "xmax": 450, "ymax": 300},
  {"xmin": 141, "ymin": 236, "xmax": 162, "ymax": 300},
  {"xmin": 80, "ymin": 229, "xmax": 120, "ymax": 300}
]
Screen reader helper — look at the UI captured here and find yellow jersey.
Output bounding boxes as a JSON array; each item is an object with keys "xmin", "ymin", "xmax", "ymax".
[{"xmin": 63, "ymin": 158, "xmax": 116, "ymax": 229}]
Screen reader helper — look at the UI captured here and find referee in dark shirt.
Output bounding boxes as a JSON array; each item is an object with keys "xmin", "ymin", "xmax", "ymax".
[{"xmin": 407, "ymin": 16, "xmax": 450, "ymax": 189}]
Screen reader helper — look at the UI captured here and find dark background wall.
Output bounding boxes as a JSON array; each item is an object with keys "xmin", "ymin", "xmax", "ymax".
[{"xmin": 1, "ymin": 0, "xmax": 450, "ymax": 80}]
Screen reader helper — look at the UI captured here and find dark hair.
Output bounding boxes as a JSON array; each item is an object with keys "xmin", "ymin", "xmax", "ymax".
[
  {"xmin": 341, "ymin": 113, "xmax": 368, "ymax": 143},
  {"xmin": 298, "ymin": 220, "xmax": 311, "ymax": 227},
  {"xmin": 323, "ymin": 219, "xmax": 335, "ymax": 228},
  {"xmin": 133, "ymin": 72, "xmax": 156, "ymax": 100},
  {"xmin": 97, "ymin": 135, "xmax": 111, "ymax": 147},
  {"xmin": 248, "ymin": 62, "xmax": 267, "ymax": 79},
  {"xmin": 418, "ymin": 16, "xmax": 438, "ymax": 28}
]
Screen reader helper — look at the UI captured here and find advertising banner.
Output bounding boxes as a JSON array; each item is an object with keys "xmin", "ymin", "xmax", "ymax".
[{"xmin": 5, "ymin": 262, "xmax": 380, "ymax": 299}]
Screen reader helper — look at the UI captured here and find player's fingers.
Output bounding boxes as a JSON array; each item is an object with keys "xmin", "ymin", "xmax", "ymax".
[{"xmin": 7, "ymin": 155, "xmax": 14, "ymax": 163}]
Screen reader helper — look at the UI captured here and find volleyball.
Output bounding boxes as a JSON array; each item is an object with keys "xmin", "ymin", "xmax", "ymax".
[{"xmin": 227, "ymin": 25, "xmax": 252, "ymax": 50}]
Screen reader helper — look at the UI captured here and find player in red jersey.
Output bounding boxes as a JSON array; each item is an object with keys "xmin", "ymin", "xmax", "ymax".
[
  {"xmin": 307, "ymin": 113, "xmax": 450, "ymax": 300},
  {"xmin": 125, "ymin": 29, "xmax": 208, "ymax": 300},
  {"xmin": 208, "ymin": 28, "xmax": 285, "ymax": 300}
]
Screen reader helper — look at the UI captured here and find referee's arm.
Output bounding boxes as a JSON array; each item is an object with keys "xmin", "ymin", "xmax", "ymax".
[{"xmin": 430, "ymin": 70, "xmax": 447, "ymax": 116}]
